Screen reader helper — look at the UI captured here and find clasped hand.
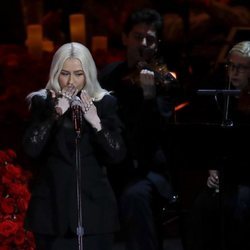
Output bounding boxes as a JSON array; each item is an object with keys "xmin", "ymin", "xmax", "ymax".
[{"xmin": 54, "ymin": 84, "xmax": 101, "ymax": 131}]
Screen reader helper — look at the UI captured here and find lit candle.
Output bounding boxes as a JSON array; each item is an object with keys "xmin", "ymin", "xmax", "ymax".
[
  {"xmin": 26, "ymin": 24, "xmax": 43, "ymax": 59},
  {"xmin": 91, "ymin": 36, "xmax": 108, "ymax": 53},
  {"xmin": 69, "ymin": 14, "xmax": 86, "ymax": 44},
  {"xmin": 42, "ymin": 39, "xmax": 54, "ymax": 52}
]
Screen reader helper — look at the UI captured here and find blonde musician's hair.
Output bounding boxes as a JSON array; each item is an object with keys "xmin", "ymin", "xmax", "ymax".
[{"xmin": 229, "ymin": 41, "xmax": 250, "ymax": 58}]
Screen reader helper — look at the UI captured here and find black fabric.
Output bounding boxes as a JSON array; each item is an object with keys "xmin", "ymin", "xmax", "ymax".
[
  {"xmin": 99, "ymin": 60, "xmax": 180, "ymax": 250},
  {"xmin": 23, "ymin": 92, "xmax": 126, "ymax": 236},
  {"xmin": 183, "ymin": 92, "xmax": 250, "ymax": 250},
  {"xmin": 35, "ymin": 232, "xmax": 114, "ymax": 250},
  {"xmin": 99, "ymin": 61, "xmax": 178, "ymax": 198}
]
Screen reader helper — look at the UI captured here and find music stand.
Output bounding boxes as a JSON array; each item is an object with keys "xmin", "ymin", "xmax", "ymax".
[
  {"xmin": 196, "ymin": 88, "xmax": 241, "ymax": 250},
  {"xmin": 197, "ymin": 89, "xmax": 240, "ymax": 127}
]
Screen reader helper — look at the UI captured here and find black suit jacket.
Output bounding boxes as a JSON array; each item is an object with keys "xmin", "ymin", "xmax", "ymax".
[{"xmin": 23, "ymin": 91, "xmax": 126, "ymax": 236}]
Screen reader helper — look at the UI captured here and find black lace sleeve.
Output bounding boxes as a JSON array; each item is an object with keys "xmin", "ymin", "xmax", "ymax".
[
  {"xmin": 23, "ymin": 93, "xmax": 59, "ymax": 158},
  {"xmin": 93, "ymin": 94, "xmax": 126, "ymax": 164}
]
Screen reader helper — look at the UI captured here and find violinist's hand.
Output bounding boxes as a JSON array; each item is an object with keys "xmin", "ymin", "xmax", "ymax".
[
  {"xmin": 80, "ymin": 90, "xmax": 102, "ymax": 132},
  {"xmin": 140, "ymin": 69, "xmax": 156, "ymax": 99},
  {"xmin": 207, "ymin": 169, "xmax": 219, "ymax": 190}
]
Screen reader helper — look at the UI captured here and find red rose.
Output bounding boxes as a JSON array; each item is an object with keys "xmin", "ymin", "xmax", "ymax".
[
  {"xmin": 0, "ymin": 149, "xmax": 15, "ymax": 165},
  {"xmin": 0, "ymin": 185, "xmax": 4, "ymax": 196},
  {"xmin": 17, "ymin": 197, "xmax": 29, "ymax": 212},
  {"xmin": 3, "ymin": 215, "xmax": 12, "ymax": 221},
  {"xmin": 13, "ymin": 214, "xmax": 25, "ymax": 223},
  {"xmin": 0, "ymin": 151, "xmax": 11, "ymax": 165},
  {"xmin": 5, "ymin": 149, "xmax": 16, "ymax": 160},
  {"xmin": 0, "ymin": 245, "xmax": 12, "ymax": 250},
  {"xmin": 2, "ymin": 175, "xmax": 11, "ymax": 186},
  {"xmin": 0, "ymin": 149, "xmax": 35, "ymax": 248},
  {"xmin": 26, "ymin": 231, "xmax": 36, "ymax": 249},
  {"xmin": 7, "ymin": 183, "xmax": 30, "ymax": 199},
  {"xmin": 0, "ymin": 234, "xmax": 14, "ymax": 246},
  {"xmin": 0, "ymin": 220, "xmax": 19, "ymax": 237},
  {"xmin": 14, "ymin": 229, "xmax": 25, "ymax": 245},
  {"xmin": 5, "ymin": 164, "xmax": 22, "ymax": 180},
  {"xmin": 1, "ymin": 197, "xmax": 15, "ymax": 214}
]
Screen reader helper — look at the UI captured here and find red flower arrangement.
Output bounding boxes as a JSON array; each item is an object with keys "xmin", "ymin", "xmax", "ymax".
[{"xmin": 0, "ymin": 149, "xmax": 35, "ymax": 250}]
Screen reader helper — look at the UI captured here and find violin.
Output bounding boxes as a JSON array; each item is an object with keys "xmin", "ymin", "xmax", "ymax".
[{"xmin": 124, "ymin": 60, "xmax": 177, "ymax": 87}]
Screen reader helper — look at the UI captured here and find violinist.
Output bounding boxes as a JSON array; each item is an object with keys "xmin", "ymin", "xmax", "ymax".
[
  {"xmin": 99, "ymin": 8, "xmax": 180, "ymax": 250},
  {"xmin": 186, "ymin": 41, "xmax": 250, "ymax": 250}
]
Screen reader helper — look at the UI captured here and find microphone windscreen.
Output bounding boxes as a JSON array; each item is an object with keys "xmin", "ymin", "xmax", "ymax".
[
  {"xmin": 71, "ymin": 96, "xmax": 82, "ymax": 108},
  {"xmin": 71, "ymin": 96, "xmax": 83, "ymax": 133}
]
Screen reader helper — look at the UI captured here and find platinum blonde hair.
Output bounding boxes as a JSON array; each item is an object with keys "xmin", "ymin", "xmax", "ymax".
[
  {"xmin": 228, "ymin": 41, "xmax": 250, "ymax": 58},
  {"xmin": 227, "ymin": 41, "xmax": 250, "ymax": 89},
  {"xmin": 27, "ymin": 42, "xmax": 108, "ymax": 103}
]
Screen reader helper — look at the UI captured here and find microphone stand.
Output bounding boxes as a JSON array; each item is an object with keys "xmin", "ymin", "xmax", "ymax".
[{"xmin": 72, "ymin": 106, "xmax": 84, "ymax": 250}]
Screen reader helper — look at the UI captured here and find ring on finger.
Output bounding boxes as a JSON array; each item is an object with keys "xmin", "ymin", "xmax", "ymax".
[{"xmin": 64, "ymin": 94, "xmax": 72, "ymax": 100}]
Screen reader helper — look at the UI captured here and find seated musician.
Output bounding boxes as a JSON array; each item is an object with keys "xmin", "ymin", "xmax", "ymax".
[
  {"xmin": 99, "ymin": 8, "xmax": 181, "ymax": 250},
  {"xmin": 185, "ymin": 41, "xmax": 250, "ymax": 250}
]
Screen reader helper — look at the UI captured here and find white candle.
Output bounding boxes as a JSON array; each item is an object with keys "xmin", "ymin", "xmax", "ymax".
[
  {"xmin": 26, "ymin": 24, "xmax": 43, "ymax": 59},
  {"xmin": 69, "ymin": 14, "xmax": 86, "ymax": 44},
  {"xmin": 91, "ymin": 36, "xmax": 108, "ymax": 53}
]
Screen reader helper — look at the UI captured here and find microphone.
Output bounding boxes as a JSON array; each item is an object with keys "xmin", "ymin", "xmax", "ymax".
[{"xmin": 71, "ymin": 96, "xmax": 83, "ymax": 134}]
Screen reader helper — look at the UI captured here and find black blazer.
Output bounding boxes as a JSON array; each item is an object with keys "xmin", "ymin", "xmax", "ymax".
[{"xmin": 23, "ymin": 91, "xmax": 126, "ymax": 236}]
